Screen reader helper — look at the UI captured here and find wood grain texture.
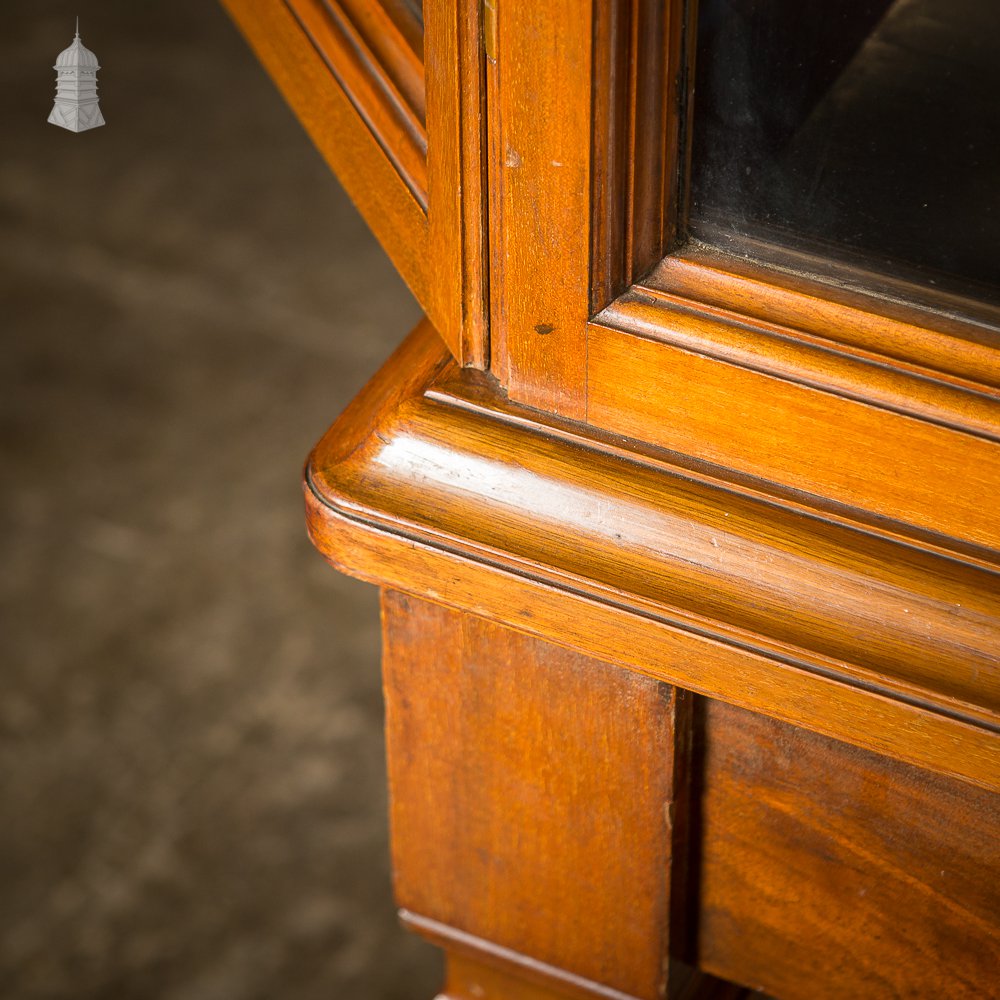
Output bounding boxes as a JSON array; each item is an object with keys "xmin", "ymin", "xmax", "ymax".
[
  {"xmin": 304, "ymin": 323, "xmax": 1000, "ymax": 790},
  {"xmin": 698, "ymin": 699, "xmax": 1000, "ymax": 999},
  {"xmin": 596, "ymin": 285, "xmax": 1000, "ymax": 437},
  {"xmin": 437, "ymin": 952, "xmax": 588, "ymax": 1000},
  {"xmin": 432, "ymin": 951, "xmax": 750, "ymax": 1000},
  {"xmin": 591, "ymin": 0, "xmax": 689, "ymax": 308},
  {"xmin": 425, "ymin": 0, "xmax": 489, "ymax": 366},
  {"xmin": 486, "ymin": 0, "xmax": 592, "ymax": 416},
  {"xmin": 586, "ymin": 321, "xmax": 1000, "ymax": 551},
  {"xmin": 286, "ymin": 0, "xmax": 427, "ymax": 199},
  {"xmin": 654, "ymin": 242, "xmax": 1000, "ymax": 388},
  {"xmin": 381, "ymin": 591, "xmax": 679, "ymax": 1000},
  {"xmin": 334, "ymin": 0, "xmax": 425, "ymax": 120},
  {"xmin": 230, "ymin": 3, "xmax": 1000, "ymax": 995},
  {"xmin": 221, "ymin": 0, "xmax": 430, "ymax": 309}
]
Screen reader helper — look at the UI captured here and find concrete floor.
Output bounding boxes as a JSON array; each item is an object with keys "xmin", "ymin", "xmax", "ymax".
[{"xmin": 0, "ymin": 2, "xmax": 442, "ymax": 997}]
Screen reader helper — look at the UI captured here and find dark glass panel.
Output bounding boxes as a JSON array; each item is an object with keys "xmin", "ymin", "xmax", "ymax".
[{"xmin": 690, "ymin": 0, "xmax": 1000, "ymax": 304}]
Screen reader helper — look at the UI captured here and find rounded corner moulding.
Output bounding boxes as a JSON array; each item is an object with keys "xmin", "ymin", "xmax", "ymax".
[{"xmin": 304, "ymin": 323, "xmax": 1000, "ymax": 791}]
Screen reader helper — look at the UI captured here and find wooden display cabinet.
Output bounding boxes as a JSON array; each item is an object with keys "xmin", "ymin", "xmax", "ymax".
[{"xmin": 221, "ymin": 2, "xmax": 1000, "ymax": 997}]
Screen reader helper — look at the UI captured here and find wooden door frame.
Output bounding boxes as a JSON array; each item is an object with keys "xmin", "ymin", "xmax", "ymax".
[
  {"xmin": 483, "ymin": 0, "xmax": 1000, "ymax": 550},
  {"xmin": 221, "ymin": 0, "xmax": 490, "ymax": 367}
]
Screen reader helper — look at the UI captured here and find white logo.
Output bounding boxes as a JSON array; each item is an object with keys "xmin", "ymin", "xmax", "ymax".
[{"xmin": 48, "ymin": 18, "xmax": 105, "ymax": 132}]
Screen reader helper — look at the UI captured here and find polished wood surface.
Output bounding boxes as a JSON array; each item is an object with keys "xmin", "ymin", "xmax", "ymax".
[
  {"xmin": 698, "ymin": 700, "xmax": 1000, "ymax": 999},
  {"xmin": 424, "ymin": 0, "xmax": 488, "ymax": 367},
  {"xmin": 221, "ymin": 0, "xmax": 490, "ymax": 365},
  {"xmin": 382, "ymin": 591, "xmax": 685, "ymax": 999},
  {"xmin": 222, "ymin": 0, "xmax": 1000, "ymax": 995},
  {"xmin": 586, "ymin": 321, "xmax": 1000, "ymax": 549},
  {"xmin": 306, "ymin": 323, "xmax": 999, "ymax": 791},
  {"xmin": 220, "ymin": 0, "xmax": 430, "ymax": 308}
]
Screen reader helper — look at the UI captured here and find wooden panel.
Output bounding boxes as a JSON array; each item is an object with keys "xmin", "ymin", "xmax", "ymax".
[
  {"xmin": 591, "ymin": 0, "xmax": 690, "ymax": 308},
  {"xmin": 587, "ymin": 323, "xmax": 1000, "ymax": 551},
  {"xmin": 425, "ymin": 0, "xmax": 489, "ymax": 366},
  {"xmin": 221, "ymin": 0, "xmax": 430, "ymax": 311},
  {"xmin": 596, "ymin": 287, "xmax": 1000, "ymax": 438},
  {"xmin": 434, "ymin": 953, "xmax": 751, "ymax": 1000},
  {"xmin": 653, "ymin": 247, "xmax": 1000, "ymax": 390},
  {"xmin": 304, "ymin": 324, "xmax": 1000, "ymax": 791},
  {"xmin": 439, "ymin": 953, "xmax": 579, "ymax": 1000},
  {"xmin": 335, "ymin": 0, "xmax": 425, "ymax": 120},
  {"xmin": 486, "ymin": 0, "xmax": 593, "ymax": 416},
  {"xmin": 287, "ymin": 0, "xmax": 427, "ymax": 198},
  {"xmin": 381, "ymin": 591, "xmax": 680, "ymax": 1000},
  {"xmin": 698, "ymin": 699, "xmax": 1000, "ymax": 999}
]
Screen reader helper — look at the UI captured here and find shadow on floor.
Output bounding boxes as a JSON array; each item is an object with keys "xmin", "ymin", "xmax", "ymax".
[{"xmin": 0, "ymin": 2, "xmax": 441, "ymax": 997}]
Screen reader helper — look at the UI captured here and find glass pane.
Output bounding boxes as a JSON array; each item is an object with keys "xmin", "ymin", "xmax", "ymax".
[{"xmin": 690, "ymin": 0, "xmax": 1000, "ymax": 304}]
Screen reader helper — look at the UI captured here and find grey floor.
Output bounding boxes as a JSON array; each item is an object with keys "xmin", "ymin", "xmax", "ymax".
[{"xmin": 0, "ymin": 2, "xmax": 443, "ymax": 997}]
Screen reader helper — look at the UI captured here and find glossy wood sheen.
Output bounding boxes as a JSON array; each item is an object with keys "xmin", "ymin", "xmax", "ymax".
[
  {"xmin": 221, "ymin": 0, "xmax": 430, "ymax": 308},
  {"xmin": 486, "ymin": 0, "xmax": 592, "ymax": 416},
  {"xmin": 587, "ymin": 322, "xmax": 1000, "ymax": 550},
  {"xmin": 382, "ymin": 591, "xmax": 679, "ymax": 1000},
  {"xmin": 698, "ymin": 700, "xmax": 1000, "ymax": 999},
  {"xmin": 438, "ymin": 953, "xmax": 586, "ymax": 1000},
  {"xmin": 654, "ymin": 244, "xmax": 1000, "ymax": 386},
  {"xmin": 223, "ymin": 0, "xmax": 491, "ymax": 366},
  {"xmin": 305, "ymin": 322, "xmax": 1000, "ymax": 791},
  {"xmin": 226, "ymin": 0, "xmax": 1000, "ymax": 992},
  {"xmin": 335, "ymin": 0, "xmax": 425, "ymax": 119},
  {"xmin": 424, "ymin": 0, "xmax": 488, "ymax": 367},
  {"xmin": 286, "ymin": 0, "xmax": 427, "ymax": 199}
]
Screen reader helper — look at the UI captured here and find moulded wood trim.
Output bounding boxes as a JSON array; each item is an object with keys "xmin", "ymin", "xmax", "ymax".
[
  {"xmin": 579, "ymin": 0, "xmax": 1000, "ymax": 441},
  {"xmin": 385, "ymin": 597, "xmax": 684, "ymax": 1000},
  {"xmin": 287, "ymin": 0, "xmax": 428, "ymax": 203},
  {"xmin": 400, "ymin": 911, "xmax": 662, "ymax": 1000},
  {"xmin": 650, "ymin": 245, "xmax": 1000, "ymax": 390},
  {"xmin": 485, "ymin": 0, "xmax": 593, "ymax": 416},
  {"xmin": 591, "ymin": 0, "xmax": 691, "ymax": 311},
  {"xmin": 304, "ymin": 322, "xmax": 1000, "ymax": 792},
  {"xmin": 595, "ymin": 288, "xmax": 1000, "ymax": 441},
  {"xmin": 425, "ymin": 0, "xmax": 490, "ymax": 367},
  {"xmin": 585, "ymin": 321, "xmax": 1000, "ymax": 551},
  {"xmin": 332, "ymin": 0, "xmax": 425, "ymax": 121},
  {"xmin": 221, "ymin": 0, "xmax": 431, "ymax": 312}
]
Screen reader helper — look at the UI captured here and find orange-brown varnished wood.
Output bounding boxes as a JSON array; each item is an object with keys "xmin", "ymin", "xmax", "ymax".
[
  {"xmin": 437, "ymin": 953, "xmax": 580, "ymax": 1000},
  {"xmin": 433, "ymin": 953, "xmax": 751, "ymax": 1000},
  {"xmin": 335, "ymin": 0, "xmax": 425, "ymax": 120},
  {"xmin": 592, "ymin": 0, "xmax": 690, "ymax": 307},
  {"xmin": 586, "ymin": 322, "xmax": 1000, "ymax": 551},
  {"xmin": 597, "ymin": 284, "xmax": 1000, "ymax": 436},
  {"xmin": 697, "ymin": 699, "xmax": 1000, "ymax": 999},
  {"xmin": 655, "ymin": 243, "xmax": 1000, "ymax": 387},
  {"xmin": 284, "ymin": 0, "xmax": 427, "ymax": 196},
  {"xmin": 425, "ymin": 0, "xmax": 489, "ymax": 366},
  {"xmin": 221, "ymin": 0, "xmax": 430, "ymax": 309},
  {"xmin": 227, "ymin": 0, "xmax": 1000, "ymax": 992},
  {"xmin": 486, "ymin": 0, "xmax": 592, "ymax": 416},
  {"xmin": 287, "ymin": 0, "xmax": 427, "ymax": 187},
  {"xmin": 381, "ymin": 591, "xmax": 680, "ymax": 1000},
  {"xmin": 305, "ymin": 324, "xmax": 1000, "ymax": 791}
]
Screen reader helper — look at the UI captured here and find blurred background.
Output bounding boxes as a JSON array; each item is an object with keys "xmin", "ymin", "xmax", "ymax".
[{"xmin": 0, "ymin": 2, "xmax": 443, "ymax": 997}]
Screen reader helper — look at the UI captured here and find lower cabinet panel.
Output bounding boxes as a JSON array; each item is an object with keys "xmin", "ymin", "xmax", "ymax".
[
  {"xmin": 379, "ymin": 589, "xmax": 999, "ymax": 1000},
  {"xmin": 697, "ymin": 699, "xmax": 1000, "ymax": 999},
  {"xmin": 381, "ymin": 589, "xmax": 682, "ymax": 1000}
]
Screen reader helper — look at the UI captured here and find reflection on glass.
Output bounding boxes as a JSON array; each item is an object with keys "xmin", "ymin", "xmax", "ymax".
[{"xmin": 690, "ymin": 0, "xmax": 1000, "ymax": 304}]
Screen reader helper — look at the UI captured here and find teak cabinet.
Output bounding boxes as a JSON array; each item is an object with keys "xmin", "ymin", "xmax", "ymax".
[{"xmin": 221, "ymin": 2, "xmax": 1000, "ymax": 997}]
